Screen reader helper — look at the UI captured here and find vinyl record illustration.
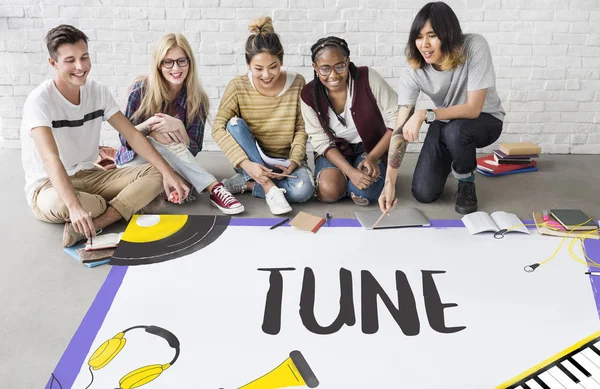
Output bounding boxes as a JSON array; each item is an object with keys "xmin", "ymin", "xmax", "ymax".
[{"xmin": 110, "ymin": 214, "xmax": 230, "ymax": 266}]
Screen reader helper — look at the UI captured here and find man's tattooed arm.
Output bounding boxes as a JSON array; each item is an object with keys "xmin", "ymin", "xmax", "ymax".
[{"xmin": 388, "ymin": 105, "xmax": 415, "ymax": 169}]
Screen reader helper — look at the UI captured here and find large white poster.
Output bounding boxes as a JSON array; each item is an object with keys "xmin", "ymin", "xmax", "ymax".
[{"xmin": 48, "ymin": 216, "xmax": 600, "ymax": 389}]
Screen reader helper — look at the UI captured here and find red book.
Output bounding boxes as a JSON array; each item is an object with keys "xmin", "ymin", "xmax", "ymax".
[{"xmin": 477, "ymin": 155, "xmax": 536, "ymax": 174}]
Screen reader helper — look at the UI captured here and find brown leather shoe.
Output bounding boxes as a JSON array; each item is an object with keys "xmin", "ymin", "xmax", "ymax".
[
  {"xmin": 62, "ymin": 223, "xmax": 102, "ymax": 248},
  {"xmin": 62, "ymin": 223, "xmax": 86, "ymax": 248}
]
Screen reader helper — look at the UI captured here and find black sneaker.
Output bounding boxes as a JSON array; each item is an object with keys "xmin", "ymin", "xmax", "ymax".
[{"xmin": 455, "ymin": 180, "xmax": 478, "ymax": 215}]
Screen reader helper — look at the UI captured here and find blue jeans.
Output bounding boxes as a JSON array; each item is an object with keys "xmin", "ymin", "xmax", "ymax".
[
  {"xmin": 147, "ymin": 137, "xmax": 217, "ymax": 193},
  {"xmin": 226, "ymin": 118, "xmax": 315, "ymax": 203},
  {"xmin": 314, "ymin": 143, "xmax": 386, "ymax": 205},
  {"xmin": 412, "ymin": 113, "xmax": 503, "ymax": 203}
]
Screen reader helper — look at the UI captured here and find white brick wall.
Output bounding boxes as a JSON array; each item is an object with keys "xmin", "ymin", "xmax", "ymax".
[{"xmin": 0, "ymin": 0, "xmax": 599, "ymax": 153}]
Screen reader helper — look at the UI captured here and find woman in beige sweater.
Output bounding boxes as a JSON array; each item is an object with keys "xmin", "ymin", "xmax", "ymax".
[{"xmin": 212, "ymin": 17, "xmax": 314, "ymax": 215}]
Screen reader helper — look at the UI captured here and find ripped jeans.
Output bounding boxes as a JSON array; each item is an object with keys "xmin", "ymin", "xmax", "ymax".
[
  {"xmin": 314, "ymin": 142, "xmax": 386, "ymax": 205},
  {"xmin": 226, "ymin": 117, "xmax": 315, "ymax": 203}
]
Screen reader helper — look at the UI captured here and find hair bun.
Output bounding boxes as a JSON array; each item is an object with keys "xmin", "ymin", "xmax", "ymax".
[{"xmin": 248, "ymin": 16, "xmax": 275, "ymax": 35}]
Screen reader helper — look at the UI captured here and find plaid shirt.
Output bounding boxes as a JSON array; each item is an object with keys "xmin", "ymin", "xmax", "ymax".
[{"xmin": 115, "ymin": 80, "xmax": 205, "ymax": 165}]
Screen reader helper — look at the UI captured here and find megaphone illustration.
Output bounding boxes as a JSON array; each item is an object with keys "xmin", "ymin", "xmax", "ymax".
[{"xmin": 239, "ymin": 350, "xmax": 319, "ymax": 388}]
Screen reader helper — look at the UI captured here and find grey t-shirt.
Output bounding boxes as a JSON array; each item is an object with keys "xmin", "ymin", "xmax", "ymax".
[{"xmin": 397, "ymin": 33, "xmax": 505, "ymax": 121}]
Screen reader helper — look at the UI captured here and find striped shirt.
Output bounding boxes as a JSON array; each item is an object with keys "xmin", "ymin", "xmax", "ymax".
[
  {"xmin": 115, "ymin": 80, "xmax": 205, "ymax": 165},
  {"xmin": 212, "ymin": 73, "xmax": 308, "ymax": 168}
]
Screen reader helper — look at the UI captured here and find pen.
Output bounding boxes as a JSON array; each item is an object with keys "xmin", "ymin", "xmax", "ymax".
[
  {"xmin": 542, "ymin": 210, "xmax": 549, "ymax": 222},
  {"xmin": 89, "ymin": 212, "xmax": 93, "ymax": 246},
  {"xmin": 270, "ymin": 218, "xmax": 289, "ymax": 230},
  {"xmin": 585, "ymin": 272, "xmax": 600, "ymax": 276},
  {"xmin": 326, "ymin": 213, "xmax": 330, "ymax": 227}
]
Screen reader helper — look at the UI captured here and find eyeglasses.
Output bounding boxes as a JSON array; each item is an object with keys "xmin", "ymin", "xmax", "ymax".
[
  {"xmin": 161, "ymin": 58, "xmax": 190, "ymax": 69},
  {"xmin": 317, "ymin": 61, "xmax": 347, "ymax": 77}
]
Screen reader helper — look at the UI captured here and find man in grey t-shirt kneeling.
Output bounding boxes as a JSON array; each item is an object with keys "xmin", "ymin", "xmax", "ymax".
[{"xmin": 380, "ymin": 1, "xmax": 505, "ymax": 215}]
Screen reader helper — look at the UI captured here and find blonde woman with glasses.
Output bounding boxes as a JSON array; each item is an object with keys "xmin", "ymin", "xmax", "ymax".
[{"xmin": 115, "ymin": 33, "xmax": 244, "ymax": 215}]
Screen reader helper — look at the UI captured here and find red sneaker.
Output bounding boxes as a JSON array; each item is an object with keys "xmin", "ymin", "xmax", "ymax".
[{"xmin": 210, "ymin": 183, "xmax": 245, "ymax": 215}]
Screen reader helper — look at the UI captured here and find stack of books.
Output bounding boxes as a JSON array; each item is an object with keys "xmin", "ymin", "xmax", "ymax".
[
  {"xmin": 63, "ymin": 232, "xmax": 122, "ymax": 267},
  {"xmin": 532, "ymin": 209, "xmax": 599, "ymax": 239},
  {"xmin": 477, "ymin": 142, "xmax": 541, "ymax": 177}
]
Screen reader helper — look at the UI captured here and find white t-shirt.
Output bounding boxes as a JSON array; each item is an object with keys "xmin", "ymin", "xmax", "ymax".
[
  {"xmin": 327, "ymin": 77, "xmax": 361, "ymax": 144},
  {"xmin": 20, "ymin": 79, "xmax": 120, "ymax": 205}
]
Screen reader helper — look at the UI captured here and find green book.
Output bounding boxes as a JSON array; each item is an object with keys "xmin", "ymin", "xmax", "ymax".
[{"xmin": 549, "ymin": 209, "xmax": 599, "ymax": 231}]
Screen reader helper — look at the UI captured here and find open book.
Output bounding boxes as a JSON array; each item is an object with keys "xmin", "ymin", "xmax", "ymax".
[
  {"xmin": 461, "ymin": 211, "xmax": 530, "ymax": 235},
  {"xmin": 85, "ymin": 232, "xmax": 123, "ymax": 251}
]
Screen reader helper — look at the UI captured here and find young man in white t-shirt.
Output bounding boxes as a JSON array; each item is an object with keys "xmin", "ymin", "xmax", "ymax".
[{"xmin": 21, "ymin": 24, "xmax": 190, "ymax": 247}]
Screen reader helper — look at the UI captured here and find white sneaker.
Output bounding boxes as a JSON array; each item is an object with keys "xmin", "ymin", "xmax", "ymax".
[{"xmin": 265, "ymin": 186, "xmax": 292, "ymax": 215}]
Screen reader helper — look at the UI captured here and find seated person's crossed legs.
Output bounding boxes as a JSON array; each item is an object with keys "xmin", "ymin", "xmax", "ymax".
[
  {"xmin": 32, "ymin": 164, "xmax": 164, "ymax": 247},
  {"xmin": 223, "ymin": 117, "xmax": 315, "ymax": 215}
]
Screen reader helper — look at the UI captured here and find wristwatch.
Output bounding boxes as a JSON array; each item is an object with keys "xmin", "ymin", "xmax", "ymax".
[{"xmin": 425, "ymin": 109, "xmax": 436, "ymax": 124}]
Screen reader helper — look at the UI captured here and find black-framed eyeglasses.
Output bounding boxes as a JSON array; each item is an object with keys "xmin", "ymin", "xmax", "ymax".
[
  {"xmin": 161, "ymin": 58, "xmax": 190, "ymax": 69},
  {"xmin": 317, "ymin": 61, "xmax": 348, "ymax": 77}
]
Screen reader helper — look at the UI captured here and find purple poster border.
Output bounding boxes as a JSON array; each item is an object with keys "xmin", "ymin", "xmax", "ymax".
[
  {"xmin": 45, "ymin": 218, "xmax": 599, "ymax": 388},
  {"xmin": 45, "ymin": 265, "xmax": 128, "ymax": 389}
]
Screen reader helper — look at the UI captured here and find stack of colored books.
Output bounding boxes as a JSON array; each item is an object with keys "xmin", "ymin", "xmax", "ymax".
[{"xmin": 477, "ymin": 142, "xmax": 541, "ymax": 177}]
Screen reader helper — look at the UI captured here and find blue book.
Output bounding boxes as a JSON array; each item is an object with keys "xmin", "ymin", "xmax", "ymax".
[
  {"xmin": 476, "ymin": 166, "xmax": 539, "ymax": 177},
  {"xmin": 63, "ymin": 245, "xmax": 110, "ymax": 268}
]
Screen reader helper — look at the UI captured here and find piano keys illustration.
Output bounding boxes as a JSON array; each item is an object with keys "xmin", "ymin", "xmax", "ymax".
[{"xmin": 497, "ymin": 331, "xmax": 600, "ymax": 389}]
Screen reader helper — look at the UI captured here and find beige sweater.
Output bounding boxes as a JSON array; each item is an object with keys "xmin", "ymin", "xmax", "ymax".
[{"xmin": 212, "ymin": 73, "xmax": 308, "ymax": 168}]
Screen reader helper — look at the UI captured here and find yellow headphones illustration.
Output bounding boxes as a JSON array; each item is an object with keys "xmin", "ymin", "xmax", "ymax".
[{"xmin": 87, "ymin": 325, "xmax": 180, "ymax": 389}]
